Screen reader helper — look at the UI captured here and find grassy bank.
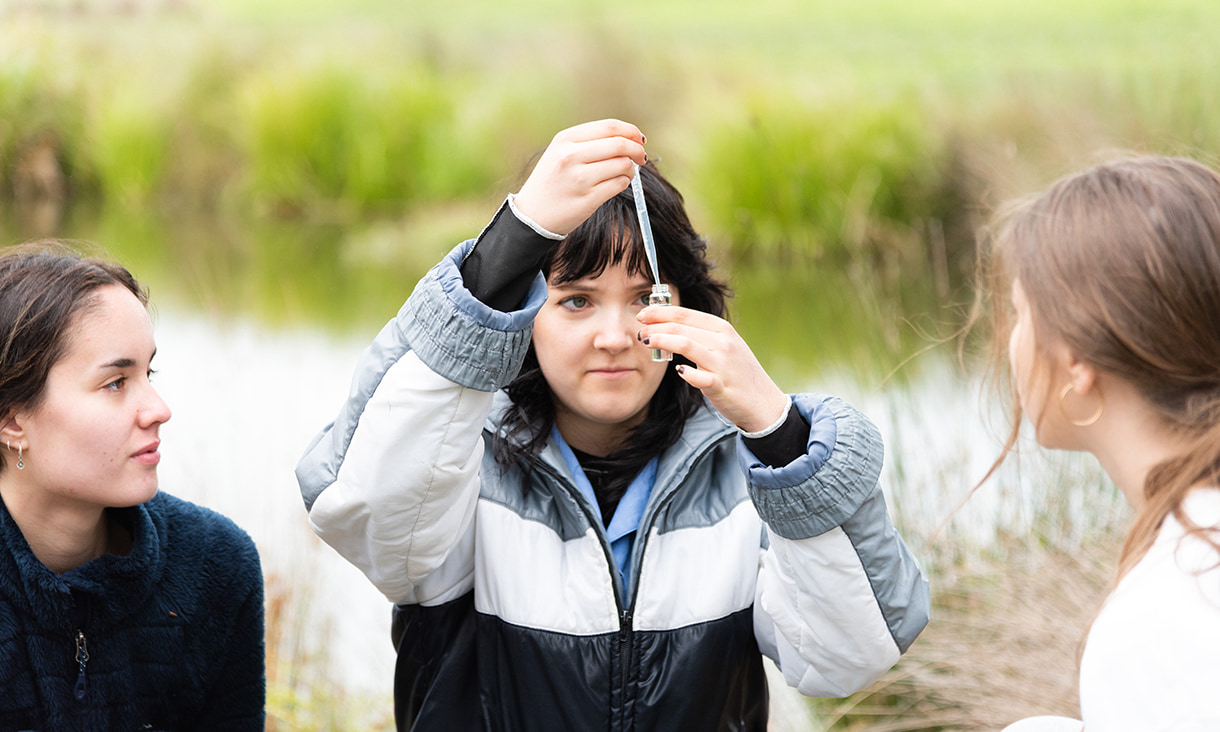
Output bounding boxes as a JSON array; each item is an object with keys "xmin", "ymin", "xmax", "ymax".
[{"xmin": 810, "ymin": 530, "xmax": 1120, "ymax": 730}]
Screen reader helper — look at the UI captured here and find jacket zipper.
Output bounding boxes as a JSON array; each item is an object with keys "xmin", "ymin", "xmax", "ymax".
[
  {"xmin": 538, "ymin": 462, "xmax": 637, "ymax": 726},
  {"xmin": 609, "ymin": 431, "xmax": 735, "ymax": 729},
  {"xmin": 73, "ymin": 628, "xmax": 89, "ymax": 701},
  {"xmin": 618, "ymin": 607, "xmax": 634, "ymax": 730},
  {"xmin": 539, "ymin": 429, "xmax": 734, "ymax": 728}
]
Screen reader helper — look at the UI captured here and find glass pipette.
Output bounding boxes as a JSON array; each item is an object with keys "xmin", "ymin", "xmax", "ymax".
[{"xmin": 630, "ymin": 162, "xmax": 672, "ymax": 362}]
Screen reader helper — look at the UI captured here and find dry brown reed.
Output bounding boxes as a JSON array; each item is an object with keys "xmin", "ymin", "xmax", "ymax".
[
  {"xmin": 263, "ymin": 570, "xmax": 394, "ymax": 732},
  {"xmin": 815, "ymin": 531, "xmax": 1122, "ymax": 731}
]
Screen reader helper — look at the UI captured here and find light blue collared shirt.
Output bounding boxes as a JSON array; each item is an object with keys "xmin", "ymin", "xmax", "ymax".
[{"xmin": 552, "ymin": 427, "xmax": 657, "ymax": 595}]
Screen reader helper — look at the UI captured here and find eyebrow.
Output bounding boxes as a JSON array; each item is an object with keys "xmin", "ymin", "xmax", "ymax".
[
  {"xmin": 99, "ymin": 350, "xmax": 157, "ymax": 371},
  {"xmin": 553, "ymin": 276, "xmax": 653, "ymax": 291}
]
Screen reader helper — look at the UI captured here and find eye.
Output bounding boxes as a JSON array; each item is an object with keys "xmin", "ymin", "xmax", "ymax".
[
  {"xmin": 558, "ymin": 295, "xmax": 589, "ymax": 310},
  {"xmin": 103, "ymin": 376, "xmax": 127, "ymax": 392}
]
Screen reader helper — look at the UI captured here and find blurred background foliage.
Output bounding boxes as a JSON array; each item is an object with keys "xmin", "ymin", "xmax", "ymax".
[
  {"xmin": 3, "ymin": 0, "xmax": 1218, "ymax": 728},
  {"xmin": 5, "ymin": 0, "xmax": 1218, "ymax": 364}
]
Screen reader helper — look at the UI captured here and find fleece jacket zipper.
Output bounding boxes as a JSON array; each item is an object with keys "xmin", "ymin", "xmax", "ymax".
[{"xmin": 73, "ymin": 628, "xmax": 89, "ymax": 700}]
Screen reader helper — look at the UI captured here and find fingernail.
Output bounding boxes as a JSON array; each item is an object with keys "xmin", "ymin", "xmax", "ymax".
[
  {"xmin": 642, "ymin": 134, "xmax": 647, "ymax": 144},
  {"xmin": 642, "ymin": 336, "xmax": 651, "ymax": 346},
  {"xmin": 675, "ymin": 365, "xmax": 686, "ymax": 374},
  {"xmin": 636, "ymin": 330, "xmax": 643, "ymax": 341}
]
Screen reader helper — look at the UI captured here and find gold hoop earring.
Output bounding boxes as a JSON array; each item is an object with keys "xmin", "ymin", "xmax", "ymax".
[{"xmin": 1059, "ymin": 383, "xmax": 1104, "ymax": 427}]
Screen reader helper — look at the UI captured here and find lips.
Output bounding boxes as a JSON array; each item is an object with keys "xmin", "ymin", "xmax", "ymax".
[
  {"xmin": 132, "ymin": 440, "xmax": 161, "ymax": 465},
  {"xmin": 588, "ymin": 367, "xmax": 635, "ymax": 379}
]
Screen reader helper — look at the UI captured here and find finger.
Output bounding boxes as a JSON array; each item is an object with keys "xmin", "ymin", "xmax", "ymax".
[
  {"xmin": 568, "ymin": 154, "xmax": 640, "ymax": 189},
  {"xmin": 638, "ymin": 313, "xmax": 737, "ymax": 359},
  {"xmin": 587, "ymin": 174, "xmax": 635, "ymax": 204},
  {"xmin": 640, "ymin": 330, "xmax": 724, "ymax": 374},
  {"xmin": 552, "ymin": 137, "xmax": 646, "ymax": 171},
  {"xmin": 637, "ymin": 305, "xmax": 727, "ymax": 332},
  {"xmin": 674, "ymin": 363, "xmax": 718, "ymax": 392},
  {"xmin": 557, "ymin": 119, "xmax": 645, "ymax": 146}
]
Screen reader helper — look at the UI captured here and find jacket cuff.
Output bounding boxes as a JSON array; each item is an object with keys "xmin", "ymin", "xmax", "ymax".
[
  {"xmin": 401, "ymin": 240, "xmax": 546, "ymax": 392},
  {"xmin": 741, "ymin": 393, "xmax": 884, "ymax": 540}
]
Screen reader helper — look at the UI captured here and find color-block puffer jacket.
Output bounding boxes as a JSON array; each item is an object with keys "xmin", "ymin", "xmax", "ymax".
[{"xmin": 297, "ymin": 240, "xmax": 930, "ymax": 731}]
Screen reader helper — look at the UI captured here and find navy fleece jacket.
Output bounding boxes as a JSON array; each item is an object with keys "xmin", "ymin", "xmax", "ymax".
[{"xmin": 0, "ymin": 491, "xmax": 265, "ymax": 731}]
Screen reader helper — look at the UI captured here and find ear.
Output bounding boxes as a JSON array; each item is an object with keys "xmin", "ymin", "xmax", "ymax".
[
  {"xmin": 1065, "ymin": 354, "xmax": 1099, "ymax": 396},
  {"xmin": 0, "ymin": 410, "xmax": 26, "ymax": 447}
]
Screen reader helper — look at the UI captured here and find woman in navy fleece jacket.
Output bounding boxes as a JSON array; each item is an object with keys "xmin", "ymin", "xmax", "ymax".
[{"xmin": 0, "ymin": 243, "xmax": 265, "ymax": 730}]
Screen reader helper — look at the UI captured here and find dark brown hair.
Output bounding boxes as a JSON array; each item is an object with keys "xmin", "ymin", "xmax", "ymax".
[
  {"xmin": 978, "ymin": 156, "xmax": 1220, "ymax": 577},
  {"xmin": 0, "ymin": 241, "xmax": 146, "ymax": 472}
]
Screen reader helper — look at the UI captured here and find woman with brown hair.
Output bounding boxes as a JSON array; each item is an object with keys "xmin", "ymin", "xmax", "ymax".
[
  {"xmin": 0, "ymin": 243, "xmax": 265, "ymax": 730},
  {"xmin": 980, "ymin": 157, "xmax": 1220, "ymax": 731}
]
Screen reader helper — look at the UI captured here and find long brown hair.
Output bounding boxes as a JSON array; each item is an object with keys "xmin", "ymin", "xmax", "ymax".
[{"xmin": 976, "ymin": 156, "xmax": 1220, "ymax": 578}]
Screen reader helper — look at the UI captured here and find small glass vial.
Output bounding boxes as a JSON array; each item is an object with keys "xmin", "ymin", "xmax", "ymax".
[{"xmin": 648, "ymin": 284, "xmax": 673, "ymax": 362}]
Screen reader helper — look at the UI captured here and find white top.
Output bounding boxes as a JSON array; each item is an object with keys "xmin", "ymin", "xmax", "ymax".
[
  {"xmin": 1077, "ymin": 488, "xmax": 1220, "ymax": 731},
  {"xmin": 1003, "ymin": 489, "xmax": 1220, "ymax": 732}
]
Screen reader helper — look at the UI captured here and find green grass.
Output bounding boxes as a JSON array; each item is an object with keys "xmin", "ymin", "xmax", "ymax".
[{"xmin": 692, "ymin": 94, "xmax": 943, "ymax": 260}]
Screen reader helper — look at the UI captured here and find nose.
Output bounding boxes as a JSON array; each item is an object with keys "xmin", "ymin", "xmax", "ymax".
[
  {"xmin": 138, "ymin": 382, "xmax": 173, "ymax": 428},
  {"xmin": 591, "ymin": 307, "xmax": 635, "ymax": 353}
]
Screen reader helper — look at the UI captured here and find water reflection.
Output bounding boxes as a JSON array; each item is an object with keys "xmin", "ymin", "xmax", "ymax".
[
  {"xmin": 151, "ymin": 312, "xmax": 397, "ymax": 695},
  {"xmin": 5, "ymin": 203, "xmax": 969, "ymax": 381}
]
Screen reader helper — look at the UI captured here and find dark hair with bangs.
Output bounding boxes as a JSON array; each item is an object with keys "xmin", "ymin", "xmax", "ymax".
[{"xmin": 493, "ymin": 162, "xmax": 730, "ymax": 503}]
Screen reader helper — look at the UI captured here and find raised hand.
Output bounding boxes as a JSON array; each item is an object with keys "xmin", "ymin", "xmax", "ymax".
[
  {"xmin": 512, "ymin": 119, "xmax": 647, "ymax": 236},
  {"xmin": 637, "ymin": 305, "xmax": 790, "ymax": 433}
]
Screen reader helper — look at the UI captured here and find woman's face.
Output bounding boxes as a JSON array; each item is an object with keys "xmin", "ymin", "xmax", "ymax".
[
  {"xmin": 532, "ymin": 262, "xmax": 676, "ymax": 454},
  {"xmin": 14, "ymin": 284, "xmax": 171, "ymax": 509},
  {"xmin": 1009, "ymin": 278, "xmax": 1069, "ymax": 446}
]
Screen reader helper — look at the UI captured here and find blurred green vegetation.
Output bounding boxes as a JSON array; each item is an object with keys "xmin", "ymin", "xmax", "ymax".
[{"xmin": 3, "ymin": 0, "xmax": 1220, "ymax": 381}]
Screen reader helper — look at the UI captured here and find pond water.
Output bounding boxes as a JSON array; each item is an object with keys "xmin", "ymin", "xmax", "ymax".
[
  {"xmin": 3, "ymin": 206, "xmax": 1127, "ymax": 710},
  {"xmin": 149, "ymin": 312, "xmax": 399, "ymax": 694}
]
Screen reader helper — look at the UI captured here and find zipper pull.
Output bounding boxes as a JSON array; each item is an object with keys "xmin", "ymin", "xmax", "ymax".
[{"xmin": 74, "ymin": 630, "xmax": 89, "ymax": 701}]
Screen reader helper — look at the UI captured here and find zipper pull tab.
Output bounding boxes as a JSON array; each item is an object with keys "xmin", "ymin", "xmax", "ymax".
[{"xmin": 74, "ymin": 630, "xmax": 89, "ymax": 701}]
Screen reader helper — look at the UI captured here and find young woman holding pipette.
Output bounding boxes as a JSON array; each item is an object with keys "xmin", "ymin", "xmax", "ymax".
[{"xmin": 297, "ymin": 119, "xmax": 929, "ymax": 731}]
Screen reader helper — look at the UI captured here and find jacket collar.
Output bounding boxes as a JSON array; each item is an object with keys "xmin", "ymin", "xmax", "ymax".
[
  {"xmin": 0, "ymin": 495, "xmax": 165, "ymax": 625},
  {"xmin": 487, "ymin": 392, "xmax": 736, "ymax": 493}
]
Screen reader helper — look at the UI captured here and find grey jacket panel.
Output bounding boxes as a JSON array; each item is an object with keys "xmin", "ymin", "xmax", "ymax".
[
  {"xmin": 740, "ymin": 393, "xmax": 928, "ymax": 654},
  {"xmin": 296, "ymin": 240, "xmax": 546, "ymax": 511},
  {"xmin": 740, "ymin": 393, "xmax": 882, "ymax": 540},
  {"xmin": 402, "ymin": 239, "xmax": 545, "ymax": 393},
  {"xmin": 841, "ymin": 490, "xmax": 931, "ymax": 653}
]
